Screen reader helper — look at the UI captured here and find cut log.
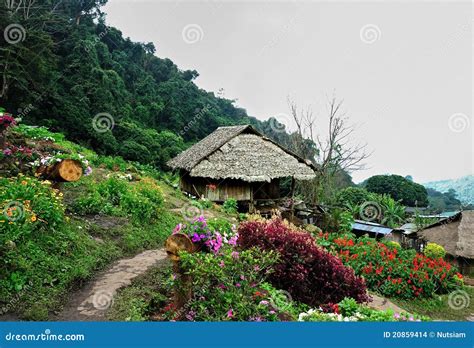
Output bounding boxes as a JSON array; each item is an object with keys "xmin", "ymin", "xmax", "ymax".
[
  {"xmin": 37, "ymin": 159, "xmax": 83, "ymax": 182},
  {"xmin": 165, "ymin": 233, "xmax": 200, "ymax": 261}
]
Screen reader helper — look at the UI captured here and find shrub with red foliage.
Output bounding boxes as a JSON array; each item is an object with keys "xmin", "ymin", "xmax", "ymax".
[
  {"xmin": 238, "ymin": 218, "xmax": 370, "ymax": 306},
  {"xmin": 0, "ymin": 113, "xmax": 16, "ymax": 131}
]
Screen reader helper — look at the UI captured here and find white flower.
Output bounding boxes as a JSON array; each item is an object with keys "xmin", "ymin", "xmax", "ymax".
[{"xmin": 298, "ymin": 313, "xmax": 308, "ymax": 321}]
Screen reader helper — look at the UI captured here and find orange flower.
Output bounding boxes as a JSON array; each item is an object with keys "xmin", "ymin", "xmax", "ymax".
[
  {"xmin": 30, "ymin": 215, "xmax": 37, "ymax": 222},
  {"xmin": 21, "ymin": 180, "xmax": 27, "ymax": 185}
]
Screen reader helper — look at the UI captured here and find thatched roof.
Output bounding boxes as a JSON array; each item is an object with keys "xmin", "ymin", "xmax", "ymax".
[
  {"xmin": 456, "ymin": 210, "xmax": 474, "ymax": 259},
  {"xmin": 418, "ymin": 211, "xmax": 474, "ymax": 259},
  {"xmin": 167, "ymin": 125, "xmax": 316, "ymax": 182}
]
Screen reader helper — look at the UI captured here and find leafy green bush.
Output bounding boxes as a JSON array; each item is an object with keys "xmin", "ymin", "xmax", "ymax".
[
  {"xmin": 191, "ymin": 199, "xmax": 212, "ymax": 210},
  {"xmin": 92, "ymin": 155, "xmax": 130, "ymax": 172},
  {"xmin": 223, "ymin": 198, "xmax": 238, "ymax": 214},
  {"xmin": 322, "ymin": 208, "xmax": 356, "ymax": 234},
  {"xmin": 72, "ymin": 176, "xmax": 164, "ymax": 223},
  {"xmin": 13, "ymin": 124, "xmax": 64, "ymax": 142},
  {"xmin": 178, "ymin": 247, "xmax": 283, "ymax": 321},
  {"xmin": 207, "ymin": 217, "xmax": 235, "ymax": 235},
  {"xmin": 423, "ymin": 243, "xmax": 446, "ymax": 259}
]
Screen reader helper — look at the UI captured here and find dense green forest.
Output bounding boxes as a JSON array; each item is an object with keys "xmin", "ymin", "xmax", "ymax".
[{"xmin": 1, "ymin": 0, "xmax": 314, "ymax": 169}]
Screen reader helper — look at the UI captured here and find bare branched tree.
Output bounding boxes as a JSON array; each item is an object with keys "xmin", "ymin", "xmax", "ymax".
[{"xmin": 288, "ymin": 94, "xmax": 371, "ymax": 203}]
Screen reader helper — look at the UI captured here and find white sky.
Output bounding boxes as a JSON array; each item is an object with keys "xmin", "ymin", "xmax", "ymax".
[{"xmin": 103, "ymin": 0, "xmax": 473, "ymax": 183}]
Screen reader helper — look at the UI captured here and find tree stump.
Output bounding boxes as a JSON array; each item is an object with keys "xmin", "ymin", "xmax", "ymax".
[{"xmin": 37, "ymin": 159, "xmax": 83, "ymax": 182}]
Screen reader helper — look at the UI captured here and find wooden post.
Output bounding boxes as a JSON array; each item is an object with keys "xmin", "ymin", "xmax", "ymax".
[
  {"xmin": 290, "ymin": 177, "xmax": 296, "ymax": 219},
  {"xmin": 165, "ymin": 233, "xmax": 197, "ymax": 312},
  {"xmin": 249, "ymin": 187, "xmax": 255, "ymax": 214}
]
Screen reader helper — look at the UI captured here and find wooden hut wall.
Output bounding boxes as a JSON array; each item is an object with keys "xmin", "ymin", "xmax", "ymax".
[
  {"xmin": 179, "ymin": 174, "xmax": 251, "ymax": 201},
  {"xmin": 252, "ymin": 179, "xmax": 280, "ymax": 200}
]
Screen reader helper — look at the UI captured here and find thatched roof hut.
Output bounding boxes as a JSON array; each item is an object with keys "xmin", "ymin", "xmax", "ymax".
[
  {"xmin": 417, "ymin": 213, "xmax": 462, "ymax": 257},
  {"xmin": 456, "ymin": 210, "xmax": 474, "ymax": 260},
  {"xmin": 417, "ymin": 211, "xmax": 474, "ymax": 274},
  {"xmin": 167, "ymin": 125, "xmax": 316, "ymax": 204}
]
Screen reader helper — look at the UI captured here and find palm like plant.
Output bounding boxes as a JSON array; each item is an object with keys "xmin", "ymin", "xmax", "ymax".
[{"xmin": 380, "ymin": 195, "xmax": 405, "ymax": 228}]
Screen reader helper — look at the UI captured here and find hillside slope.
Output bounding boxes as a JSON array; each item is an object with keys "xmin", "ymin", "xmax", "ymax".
[
  {"xmin": 424, "ymin": 175, "xmax": 474, "ymax": 205},
  {"xmin": 0, "ymin": 122, "xmax": 233, "ymax": 320}
]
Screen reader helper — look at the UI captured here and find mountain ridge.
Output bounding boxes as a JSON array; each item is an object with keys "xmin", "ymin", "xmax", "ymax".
[{"xmin": 423, "ymin": 175, "xmax": 474, "ymax": 205}]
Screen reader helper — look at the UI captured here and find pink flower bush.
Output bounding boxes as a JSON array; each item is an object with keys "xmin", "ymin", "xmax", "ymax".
[{"xmin": 171, "ymin": 215, "xmax": 239, "ymax": 254}]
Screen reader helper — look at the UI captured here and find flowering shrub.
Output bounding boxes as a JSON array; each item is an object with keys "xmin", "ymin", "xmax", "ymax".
[
  {"xmin": 237, "ymin": 218, "xmax": 370, "ymax": 306},
  {"xmin": 177, "ymin": 247, "xmax": 288, "ymax": 321},
  {"xmin": 0, "ymin": 175, "xmax": 65, "ymax": 294},
  {"xmin": 223, "ymin": 198, "xmax": 238, "ymax": 214},
  {"xmin": 0, "ymin": 175, "xmax": 65, "ymax": 232},
  {"xmin": 172, "ymin": 216, "xmax": 238, "ymax": 254},
  {"xmin": 31, "ymin": 153, "xmax": 92, "ymax": 176},
  {"xmin": 2, "ymin": 144, "xmax": 35, "ymax": 160},
  {"xmin": 12, "ymin": 124, "xmax": 63, "ymax": 142},
  {"xmin": 316, "ymin": 234, "xmax": 460, "ymax": 299},
  {"xmin": 423, "ymin": 242, "xmax": 446, "ymax": 259},
  {"xmin": 0, "ymin": 112, "xmax": 16, "ymax": 131},
  {"xmin": 298, "ymin": 297, "xmax": 429, "ymax": 322}
]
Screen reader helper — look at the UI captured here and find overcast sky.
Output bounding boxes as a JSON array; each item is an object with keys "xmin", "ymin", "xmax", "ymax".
[{"xmin": 103, "ymin": 0, "xmax": 472, "ymax": 183}]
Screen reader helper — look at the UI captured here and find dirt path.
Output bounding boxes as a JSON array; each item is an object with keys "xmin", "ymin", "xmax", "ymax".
[
  {"xmin": 368, "ymin": 293, "xmax": 407, "ymax": 314},
  {"xmin": 55, "ymin": 249, "xmax": 168, "ymax": 321}
]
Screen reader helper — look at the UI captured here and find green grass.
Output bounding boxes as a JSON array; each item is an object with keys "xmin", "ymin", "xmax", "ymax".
[
  {"xmin": 12, "ymin": 220, "xmax": 122, "ymax": 320},
  {"xmin": 392, "ymin": 286, "xmax": 474, "ymax": 321},
  {"xmin": 107, "ymin": 261, "xmax": 173, "ymax": 321},
  {"xmin": 13, "ymin": 210, "xmax": 179, "ymax": 320}
]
